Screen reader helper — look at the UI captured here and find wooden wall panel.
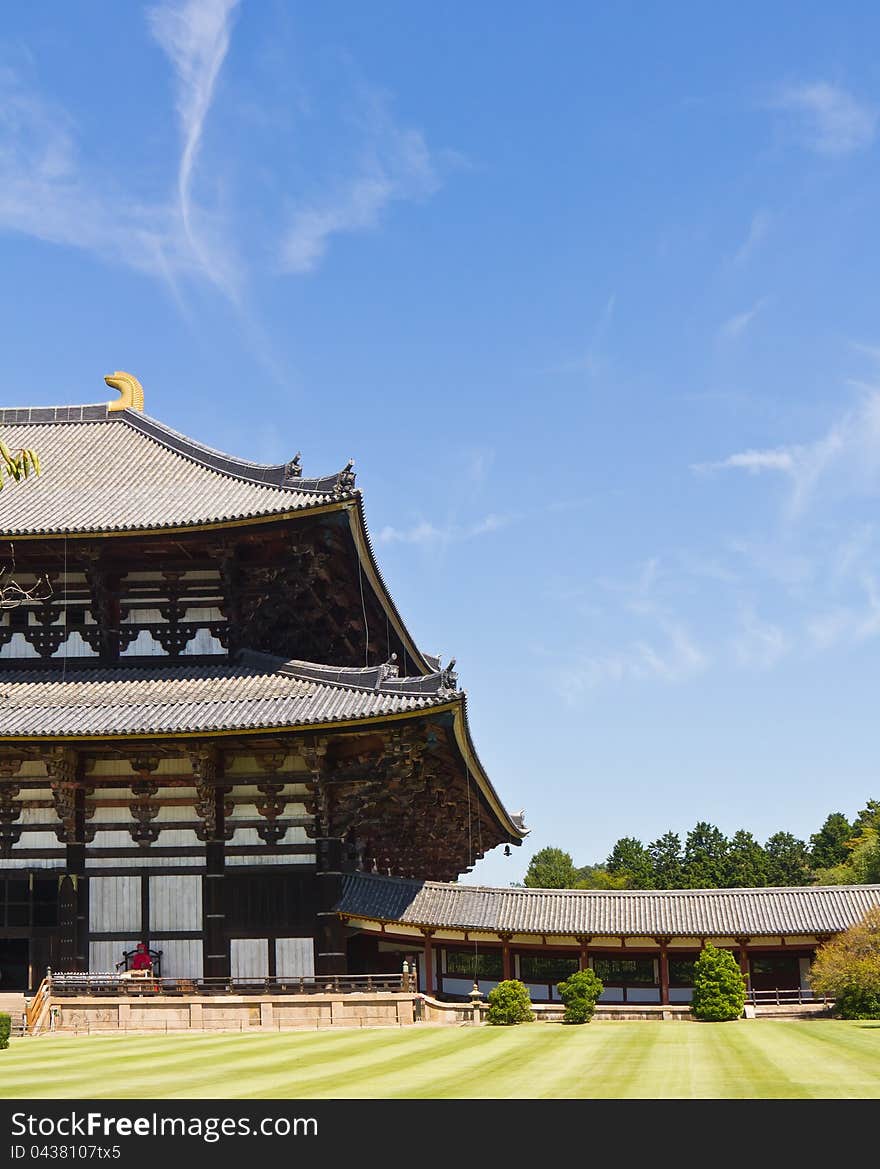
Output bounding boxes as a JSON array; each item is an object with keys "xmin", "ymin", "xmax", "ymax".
[
  {"xmin": 89, "ymin": 940, "xmax": 139, "ymax": 974},
  {"xmin": 88, "ymin": 875, "xmax": 141, "ymax": 933},
  {"xmin": 230, "ymin": 938, "xmax": 268, "ymax": 978},
  {"xmin": 149, "ymin": 875, "xmax": 202, "ymax": 932},
  {"xmin": 275, "ymin": 937, "xmax": 314, "ymax": 978},
  {"xmin": 156, "ymin": 939, "xmax": 203, "ymax": 979}
]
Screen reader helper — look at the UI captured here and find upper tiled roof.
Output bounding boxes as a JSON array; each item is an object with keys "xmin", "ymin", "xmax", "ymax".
[
  {"xmin": 0, "ymin": 655, "xmax": 457, "ymax": 738},
  {"xmin": 0, "ymin": 404, "xmax": 355, "ymax": 535},
  {"xmin": 337, "ymin": 873, "xmax": 880, "ymax": 936}
]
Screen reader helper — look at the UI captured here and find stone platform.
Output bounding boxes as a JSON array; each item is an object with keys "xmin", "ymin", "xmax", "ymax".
[{"xmin": 30, "ymin": 991, "xmax": 417, "ymax": 1034}]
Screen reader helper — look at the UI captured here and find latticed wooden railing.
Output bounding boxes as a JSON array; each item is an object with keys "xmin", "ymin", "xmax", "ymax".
[
  {"xmin": 745, "ymin": 988, "xmax": 830, "ymax": 1005},
  {"xmin": 38, "ymin": 971, "xmax": 408, "ymax": 999}
]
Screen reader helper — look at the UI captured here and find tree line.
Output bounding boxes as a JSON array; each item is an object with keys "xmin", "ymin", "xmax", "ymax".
[{"xmin": 522, "ymin": 800, "xmax": 880, "ymax": 889}]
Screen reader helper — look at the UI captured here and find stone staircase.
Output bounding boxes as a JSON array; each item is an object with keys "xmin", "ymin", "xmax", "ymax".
[{"xmin": 0, "ymin": 993, "xmax": 28, "ymax": 1036}]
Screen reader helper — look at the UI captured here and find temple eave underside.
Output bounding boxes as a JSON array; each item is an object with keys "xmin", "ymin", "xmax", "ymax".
[
  {"xmin": 0, "ymin": 712, "xmax": 516, "ymax": 883},
  {"xmin": 1, "ymin": 508, "xmax": 429, "ymax": 676}
]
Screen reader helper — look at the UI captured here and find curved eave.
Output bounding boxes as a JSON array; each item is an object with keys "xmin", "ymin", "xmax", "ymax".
[
  {"xmin": 449, "ymin": 696, "xmax": 527, "ymax": 844},
  {"xmin": 0, "ymin": 699, "xmax": 462, "ymax": 744},
  {"xmin": 5, "ymin": 497, "xmax": 349, "ymax": 540},
  {"xmin": 345, "ymin": 495, "xmax": 433, "ymax": 676}
]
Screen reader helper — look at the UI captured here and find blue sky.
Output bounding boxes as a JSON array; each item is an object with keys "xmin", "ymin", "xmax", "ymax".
[{"xmin": 2, "ymin": 2, "xmax": 880, "ymax": 886}]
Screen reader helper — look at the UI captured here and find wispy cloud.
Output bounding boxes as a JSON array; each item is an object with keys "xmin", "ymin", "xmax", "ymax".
[
  {"xmin": 555, "ymin": 618, "xmax": 708, "ymax": 697},
  {"xmin": 692, "ymin": 389, "xmax": 880, "ymax": 516},
  {"xmin": 378, "ymin": 513, "xmax": 510, "ymax": 545},
  {"xmin": 718, "ymin": 298, "xmax": 766, "ymax": 339},
  {"xmin": 0, "ymin": 67, "xmax": 186, "ymax": 276},
  {"xmin": 730, "ymin": 607, "xmax": 788, "ymax": 669},
  {"xmin": 733, "ymin": 210, "xmax": 771, "ymax": 266},
  {"xmin": 770, "ymin": 82, "xmax": 876, "ymax": 156},
  {"xmin": 807, "ymin": 573, "xmax": 880, "ymax": 651},
  {"xmin": 281, "ymin": 93, "xmax": 441, "ymax": 274},
  {"xmin": 693, "ymin": 448, "xmax": 795, "ymax": 475},
  {"xmin": 148, "ymin": 0, "xmax": 241, "ymax": 295}
]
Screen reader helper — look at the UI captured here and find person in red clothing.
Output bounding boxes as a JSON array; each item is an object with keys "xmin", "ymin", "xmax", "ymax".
[{"xmin": 131, "ymin": 942, "xmax": 152, "ymax": 971}]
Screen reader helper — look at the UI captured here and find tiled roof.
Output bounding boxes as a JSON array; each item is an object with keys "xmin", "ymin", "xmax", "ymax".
[
  {"xmin": 0, "ymin": 656, "xmax": 457, "ymax": 738},
  {"xmin": 337, "ymin": 873, "xmax": 880, "ymax": 936},
  {"xmin": 0, "ymin": 404, "xmax": 354, "ymax": 534}
]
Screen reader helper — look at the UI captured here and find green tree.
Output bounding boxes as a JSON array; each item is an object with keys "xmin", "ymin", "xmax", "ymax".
[
  {"xmin": 809, "ymin": 812, "xmax": 853, "ymax": 870},
  {"xmin": 523, "ymin": 847, "xmax": 579, "ymax": 889},
  {"xmin": 815, "ymin": 828, "xmax": 880, "ymax": 886},
  {"xmin": 683, "ymin": 822, "xmax": 729, "ymax": 888},
  {"xmin": 486, "ymin": 980, "xmax": 534, "ymax": 1025},
  {"xmin": 691, "ymin": 944, "xmax": 746, "ymax": 1021},
  {"xmin": 648, "ymin": 831, "xmax": 684, "ymax": 889},
  {"xmin": 0, "ymin": 1012, "xmax": 9, "ymax": 1051},
  {"xmin": 764, "ymin": 831, "xmax": 811, "ymax": 886},
  {"xmin": 853, "ymin": 800, "xmax": 880, "ymax": 836},
  {"xmin": 556, "ymin": 969, "xmax": 604, "ymax": 1023},
  {"xmin": 606, "ymin": 836, "xmax": 653, "ymax": 888},
  {"xmin": 724, "ymin": 830, "xmax": 768, "ymax": 888},
  {"xmin": 809, "ymin": 908, "xmax": 880, "ymax": 1018},
  {"xmin": 575, "ymin": 864, "xmax": 629, "ymax": 890}
]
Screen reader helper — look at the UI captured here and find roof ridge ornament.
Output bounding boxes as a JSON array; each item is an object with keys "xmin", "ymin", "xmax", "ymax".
[
  {"xmin": 337, "ymin": 458, "xmax": 356, "ymax": 492},
  {"xmin": 105, "ymin": 371, "xmax": 145, "ymax": 413}
]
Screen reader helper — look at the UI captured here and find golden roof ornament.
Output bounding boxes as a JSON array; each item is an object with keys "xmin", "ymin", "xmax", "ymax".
[{"xmin": 105, "ymin": 371, "xmax": 145, "ymax": 412}]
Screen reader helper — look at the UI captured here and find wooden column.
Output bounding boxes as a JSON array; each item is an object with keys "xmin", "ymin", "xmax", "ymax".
[
  {"xmin": 499, "ymin": 933, "xmax": 512, "ymax": 981},
  {"xmin": 47, "ymin": 749, "xmax": 89, "ymax": 972},
  {"xmin": 736, "ymin": 936, "xmax": 751, "ymax": 988},
  {"xmin": 421, "ymin": 929, "xmax": 435, "ymax": 996},
  {"xmin": 655, "ymin": 936, "xmax": 671, "ymax": 1005},
  {"xmin": 193, "ymin": 747, "xmax": 230, "ymax": 980},
  {"xmin": 577, "ymin": 934, "xmax": 592, "ymax": 971},
  {"xmin": 308, "ymin": 741, "xmax": 349, "ymax": 977}
]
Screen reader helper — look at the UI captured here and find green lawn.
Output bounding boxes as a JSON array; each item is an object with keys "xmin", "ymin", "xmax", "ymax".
[{"xmin": 1, "ymin": 1021, "xmax": 879, "ymax": 1099}]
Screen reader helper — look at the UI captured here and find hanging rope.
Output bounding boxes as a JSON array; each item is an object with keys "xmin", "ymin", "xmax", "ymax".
[
  {"xmin": 61, "ymin": 534, "xmax": 68, "ymax": 683},
  {"xmin": 357, "ymin": 556, "xmax": 370, "ymax": 667}
]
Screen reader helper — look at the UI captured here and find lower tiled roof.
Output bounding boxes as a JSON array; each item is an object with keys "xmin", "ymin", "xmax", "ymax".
[
  {"xmin": 0, "ymin": 657, "xmax": 455, "ymax": 738},
  {"xmin": 337, "ymin": 873, "xmax": 880, "ymax": 937}
]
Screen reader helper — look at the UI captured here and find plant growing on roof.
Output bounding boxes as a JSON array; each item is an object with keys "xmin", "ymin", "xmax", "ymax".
[
  {"xmin": 556, "ymin": 968, "xmax": 604, "ymax": 1023},
  {"xmin": 486, "ymin": 979, "xmax": 534, "ymax": 1025},
  {"xmin": 691, "ymin": 944, "xmax": 746, "ymax": 1022}
]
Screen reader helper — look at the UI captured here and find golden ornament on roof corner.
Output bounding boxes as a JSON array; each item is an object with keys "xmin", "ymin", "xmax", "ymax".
[{"xmin": 105, "ymin": 371, "xmax": 145, "ymax": 412}]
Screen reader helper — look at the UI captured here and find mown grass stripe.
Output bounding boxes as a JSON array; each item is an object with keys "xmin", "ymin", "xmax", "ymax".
[{"xmin": 1, "ymin": 1020, "xmax": 878, "ymax": 1099}]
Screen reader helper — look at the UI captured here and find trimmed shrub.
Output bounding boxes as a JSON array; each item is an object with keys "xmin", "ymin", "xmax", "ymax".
[
  {"xmin": 556, "ymin": 968, "xmax": 604, "ymax": 1023},
  {"xmin": 691, "ymin": 944, "xmax": 746, "ymax": 1021},
  {"xmin": 486, "ymin": 979, "xmax": 534, "ymax": 1025},
  {"xmin": 810, "ymin": 907, "xmax": 880, "ymax": 1019},
  {"xmin": 0, "ymin": 1013, "xmax": 10, "ymax": 1050}
]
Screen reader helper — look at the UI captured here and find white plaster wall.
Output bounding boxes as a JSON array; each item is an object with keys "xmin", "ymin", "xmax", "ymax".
[
  {"xmin": 120, "ymin": 630, "xmax": 166, "ymax": 657},
  {"xmin": 50, "ymin": 632, "xmax": 98, "ymax": 658},
  {"xmin": 181, "ymin": 629, "xmax": 225, "ymax": 655},
  {"xmin": 86, "ymin": 828, "xmax": 203, "ymax": 868},
  {"xmin": 0, "ymin": 632, "xmax": 40, "ymax": 658}
]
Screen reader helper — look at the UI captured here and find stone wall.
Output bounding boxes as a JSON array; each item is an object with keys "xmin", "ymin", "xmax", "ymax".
[{"xmin": 37, "ymin": 992, "xmax": 416, "ymax": 1033}]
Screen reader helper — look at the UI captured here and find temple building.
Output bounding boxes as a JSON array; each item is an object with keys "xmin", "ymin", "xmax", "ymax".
[
  {"xmin": 0, "ymin": 373, "xmax": 525, "ymax": 992},
  {"xmin": 1, "ymin": 373, "xmax": 878, "ymax": 1010}
]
